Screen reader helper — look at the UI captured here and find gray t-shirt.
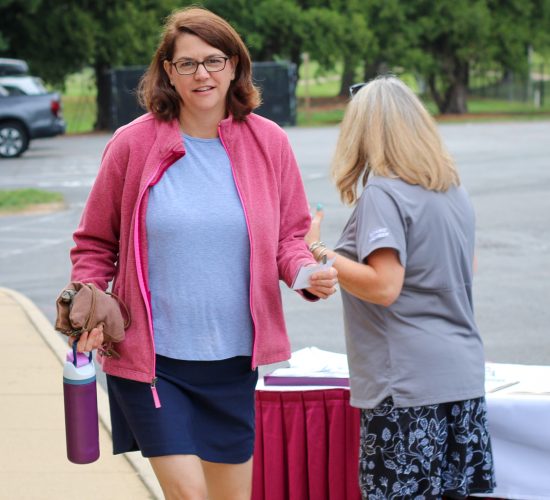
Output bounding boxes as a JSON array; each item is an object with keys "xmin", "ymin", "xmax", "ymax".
[{"xmin": 335, "ymin": 175, "xmax": 485, "ymax": 408}]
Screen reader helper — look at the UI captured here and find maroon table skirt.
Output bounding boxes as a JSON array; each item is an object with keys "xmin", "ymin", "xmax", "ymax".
[{"xmin": 252, "ymin": 389, "xmax": 361, "ymax": 500}]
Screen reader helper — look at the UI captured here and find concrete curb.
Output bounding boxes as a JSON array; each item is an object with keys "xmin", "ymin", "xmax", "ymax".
[{"xmin": 1, "ymin": 287, "xmax": 162, "ymax": 499}]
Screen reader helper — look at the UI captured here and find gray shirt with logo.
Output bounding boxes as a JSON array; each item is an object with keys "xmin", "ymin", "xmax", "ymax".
[{"xmin": 335, "ymin": 175, "xmax": 485, "ymax": 409}]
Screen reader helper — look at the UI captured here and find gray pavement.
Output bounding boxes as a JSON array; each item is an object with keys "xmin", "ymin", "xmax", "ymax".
[
  {"xmin": 0, "ymin": 287, "xmax": 162, "ymax": 499},
  {"xmin": 287, "ymin": 121, "xmax": 550, "ymax": 365}
]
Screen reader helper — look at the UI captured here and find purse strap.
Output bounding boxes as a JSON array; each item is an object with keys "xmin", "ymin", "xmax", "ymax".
[
  {"xmin": 83, "ymin": 283, "xmax": 98, "ymax": 332},
  {"xmin": 81, "ymin": 285, "xmax": 132, "ymax": 330},
  {"xmin": 106, "ymin": 291, "xmax": 131, "ymax": 328}
]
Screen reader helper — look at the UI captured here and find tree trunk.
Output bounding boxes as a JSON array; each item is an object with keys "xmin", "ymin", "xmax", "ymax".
[
  {"xmin": 428, "ymin": 73, "xmax": 444, "ymax": 112},
  {"xmin": 430, "ymin": 60, "xmax": 469, "ymax": 114},
  {"xmin": 363, "ymin": 60, "xmax": 384, "ymax": 82},
  {"xmin": 442, "ymin": 79, "xmax": 468, "ymax": 114},
  {"xmin": 94, "ymin": 61, "xmax": 112, "ymax": 131},
  {"xmin": 290, "ymin": 46, "xmax": 302, "ymax": 80},
  {"xmin": 339, "ymin": 57, "xmax": 356, "ymax": 97}
]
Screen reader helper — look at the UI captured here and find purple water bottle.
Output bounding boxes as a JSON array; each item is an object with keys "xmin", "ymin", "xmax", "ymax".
[{"xmin": 63, "ymin": 343, "xmax": 100, "ymax": 464}]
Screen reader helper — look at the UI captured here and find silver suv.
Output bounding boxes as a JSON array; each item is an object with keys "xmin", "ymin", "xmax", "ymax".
[{"xmin": 0, "ymin": 58, "xmax": 65, "ymax": 158}]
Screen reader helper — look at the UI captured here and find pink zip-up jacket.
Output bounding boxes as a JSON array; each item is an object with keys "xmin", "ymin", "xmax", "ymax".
[{"xmin": 70, "ymin": 112, "xmax": 316, "ymax": 389}]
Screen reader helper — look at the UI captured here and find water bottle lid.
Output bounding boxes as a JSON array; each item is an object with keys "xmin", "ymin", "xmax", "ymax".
[{"xmin": 66, "ymin": 348, "xmax": 92, "ymax": 368}]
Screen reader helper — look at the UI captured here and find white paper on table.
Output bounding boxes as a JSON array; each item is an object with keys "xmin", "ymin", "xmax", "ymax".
[
  {"xmin": 485, "ymin": 362, "xmax": 550, "ymax": 395},
  {"xmin": 269, "ymin": 347, "xmax": 349, "ymax": 378},
  {"xmin": 485, "ymin": 364, "xmax": 520, "ymax": 393},
  {"xmin": 291, "ymin": 258, "xmax": 335, "ymax": 290}
]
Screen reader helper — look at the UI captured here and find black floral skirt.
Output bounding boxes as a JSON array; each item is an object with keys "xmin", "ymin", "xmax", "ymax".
[{"xmin": 359, "ymin": 396, "xmax": 496, "ymax": 500}]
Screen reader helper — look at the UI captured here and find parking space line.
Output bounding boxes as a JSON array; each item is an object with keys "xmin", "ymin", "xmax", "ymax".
[
  {"xmin": 0, "ymin": 210, "xmax": 76, "ymax": 231},
  {"xmin": 0, "ymin": 237, "xmax": 69, "ymax": 258}
]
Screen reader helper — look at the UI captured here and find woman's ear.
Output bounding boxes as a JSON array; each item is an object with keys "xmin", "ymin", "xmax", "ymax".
[{"xmin": 163, "ymin": 60, "xmax": 174, "ymax": 85}]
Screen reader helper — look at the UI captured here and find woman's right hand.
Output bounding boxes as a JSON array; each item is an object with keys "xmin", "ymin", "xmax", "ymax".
[{"xmin": 68, "ymin": 324, "xmax": 104, "ymax": 353}]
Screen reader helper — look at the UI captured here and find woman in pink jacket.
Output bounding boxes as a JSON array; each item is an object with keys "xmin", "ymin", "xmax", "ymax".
[{"xmin": 68, "ymin": 7, "xmax": 337, "ymax": 499}]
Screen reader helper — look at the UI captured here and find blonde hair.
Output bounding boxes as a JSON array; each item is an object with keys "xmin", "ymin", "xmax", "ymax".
[{"xmin": 332, "ymin": 76, "xmax": 459, "ymax": 205}]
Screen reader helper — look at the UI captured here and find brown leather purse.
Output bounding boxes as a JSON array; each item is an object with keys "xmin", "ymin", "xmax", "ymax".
[{"xmin": 55, "ymin": 282, "xmax": 130, "ymax": 345}]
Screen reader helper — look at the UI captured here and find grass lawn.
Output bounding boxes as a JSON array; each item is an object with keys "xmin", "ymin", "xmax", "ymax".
[
  {"xmin": 62, "ymin": 94, "xmax": 97, "ymax": 134},
  {"xmin": 0, "ymin": 189, "xmax": 64, "ymax": 214},
  {"xmin": 299, "ymin": 96, "xmax": 550, "ymax": 126},
  {"xmin": 297, "ymin": 106, "xmax": 345, "ymax": 126},
  {"xmin": 62, "ymin": 68, "xmax": 97, "ymax": 134},
  {"xmin": 423, "ymin": 97, "xmax": 550, "ymax": 115},
  {"xmin": 297, "ymin": 78, "xmax": 341, "ymax": 99}
]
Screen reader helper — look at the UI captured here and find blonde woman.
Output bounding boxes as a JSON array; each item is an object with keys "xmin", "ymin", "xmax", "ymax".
[{"xmin": 306, "ymin": 76, "xmax": 496, "ymax": 499}]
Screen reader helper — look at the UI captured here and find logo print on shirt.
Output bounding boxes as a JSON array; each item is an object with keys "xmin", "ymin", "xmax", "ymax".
[{"xmin": 369, "ymin": 227, "xmax": 390, "ymax": 243}]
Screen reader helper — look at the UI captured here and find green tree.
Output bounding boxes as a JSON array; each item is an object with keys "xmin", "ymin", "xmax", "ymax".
[
  {"xmin": 0, "ymin": 0, "xmax": 183, "ymax": 129},
  {"xmin": 360, "ymin": 0, "xmax": 420, "ymax": 81},
  {"xmin": 416, "ymin": 0, "xmax": 493, "ymax": 113},
  {"xmin": 205, "ymin": 0, "xmax": 307, "ymax": 70},
  {"xmin": 364, "ymin": 0, "xmax": 493, "ymax": 113},
  {"xmin": 531, "ymin": 0, "xmax": 550, "ymax": 52},
  {"xmin": 300, "ymin": 2, "xmax": 373, "ymax": 96},
  {"xmin": 365, "ymin": 0, "xmax": 550, "ymax": 114},
  {"xmin": 205, "ymin": 0, "xmax": 373, "ymax": 87},
  {"xmin": 81, "ymin": 0, "xmax": 181, "ymax": 129}
]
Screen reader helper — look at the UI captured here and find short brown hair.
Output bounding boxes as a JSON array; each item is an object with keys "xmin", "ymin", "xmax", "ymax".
[{"xmin": 138, "ymin": 7, "xmax": 261, "ymax": 122}]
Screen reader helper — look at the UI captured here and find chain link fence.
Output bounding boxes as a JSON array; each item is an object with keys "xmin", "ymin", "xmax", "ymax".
[{"xmin": 469, "ymin": 66, "xmax": 548, "ymax": 107}]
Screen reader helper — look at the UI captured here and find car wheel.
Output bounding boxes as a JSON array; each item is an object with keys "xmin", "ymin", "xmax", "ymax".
[{"xmin": 0, "ymin": 121, "xmax": 29, "ymax": 158}]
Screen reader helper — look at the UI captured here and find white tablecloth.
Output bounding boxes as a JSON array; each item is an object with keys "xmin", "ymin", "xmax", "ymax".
[{"xmin": 482, "ymin": 363, "xmax": 550, "ymax": 500}]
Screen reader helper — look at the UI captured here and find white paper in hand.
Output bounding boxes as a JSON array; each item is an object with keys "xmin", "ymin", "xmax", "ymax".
[{"xmin": 291, "ymin": 257, "xmax": 335, "ymax": 290}]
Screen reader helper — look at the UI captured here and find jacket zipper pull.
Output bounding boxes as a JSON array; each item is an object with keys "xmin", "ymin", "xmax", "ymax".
[{"xmin": 150, "ymin": 377, "xmax": 161, "ymax": 409}]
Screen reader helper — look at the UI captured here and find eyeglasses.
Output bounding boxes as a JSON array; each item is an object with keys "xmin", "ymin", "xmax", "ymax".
[
  {"xmin": 349, "ymin": 82, "xmax": 366, "ymax": 98},
  {"xmin": 170, "ymin": 56, "xmax": 230, "ymax": 76}
]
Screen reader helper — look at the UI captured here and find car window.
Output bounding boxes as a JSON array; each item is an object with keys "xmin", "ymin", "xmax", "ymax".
[
  {"xmin": 0, "ymin": 58, "xmax": 29, "ymax": 76},
  {"xmin": 29, "ymin": 77, "xmax": 47, "ymax": 93},
  {"xmin": 0, "ymin": 76, "xmax": 47, "ymax": 95},
  {"xmin": 2, "ymin": 85, "xmax": 26, "ymax": 96}
]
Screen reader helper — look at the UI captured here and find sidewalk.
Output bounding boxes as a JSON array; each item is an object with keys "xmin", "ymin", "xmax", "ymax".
[{"xmin": 0, "ymin": 287, "xmax": 163, "ymax": 500}]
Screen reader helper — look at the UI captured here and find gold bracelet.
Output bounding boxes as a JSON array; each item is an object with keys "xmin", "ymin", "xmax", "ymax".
[
  {"xmin": 308, "ymin": 241, "xmax": 326, "ymax": 253},
  {"xmin": 313, "ymin": 247, "xmax": 329, "ymax": 263}
]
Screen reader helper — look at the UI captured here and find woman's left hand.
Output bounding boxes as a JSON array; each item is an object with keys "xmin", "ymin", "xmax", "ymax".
[{"xmin": 306, "ymin": 267, "xmax": 338, "ymax": 299}]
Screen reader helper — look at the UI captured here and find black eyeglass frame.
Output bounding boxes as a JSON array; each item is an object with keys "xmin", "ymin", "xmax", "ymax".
[
  {"xmin": 349, "ymin": 82, "xmax": 366, "ymax": 98},
  {"xmin": 170, "ymin": 56, "xmax": 230, "ymax": 76}
]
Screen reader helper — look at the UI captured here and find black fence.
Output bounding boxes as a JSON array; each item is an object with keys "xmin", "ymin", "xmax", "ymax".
[
  {"xmin": 101, "ymin": 61, "xmax": 297, "ymax": 131},
  {"xmin": 102, "ymin": 66, "xmax": 146, "ymax": 131},
  {"xmin": 252, "ymin": 61, "xmax": 297, "ymax": 126},
  {"xmin": 469, "ymin": 70, "xmax": 548, "ymax": 107}
]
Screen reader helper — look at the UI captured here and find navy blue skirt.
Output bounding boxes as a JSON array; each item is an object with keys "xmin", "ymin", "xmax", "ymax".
[{"xmin": 106, "ymin": 355, "xmax": 258, "ymax": 464}]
